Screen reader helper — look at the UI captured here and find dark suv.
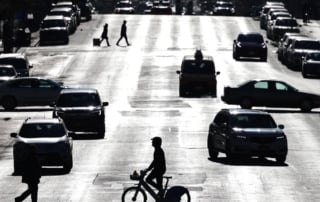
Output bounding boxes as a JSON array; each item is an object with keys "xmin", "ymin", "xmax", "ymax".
[
  {"xmin": 207, "ymin": 108, "xmax": 288, "ymax": 163},
  {"xmin": 52, "ymin": 88, "xmax": 108, "ymax": 138},
  {"xmin": 176, "ymin": 50, "xmax": 220, "ymax": 97}
]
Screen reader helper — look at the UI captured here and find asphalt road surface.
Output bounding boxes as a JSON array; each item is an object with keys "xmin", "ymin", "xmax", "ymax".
[{"xmin": 1, "ymin": 14, "xmax": 320, "ymax": 202}]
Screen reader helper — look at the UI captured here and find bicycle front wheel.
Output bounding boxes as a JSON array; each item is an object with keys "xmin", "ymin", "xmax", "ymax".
[{"xmin": 121, "ymin": 186, "xmax": 147, "ymax": 202}]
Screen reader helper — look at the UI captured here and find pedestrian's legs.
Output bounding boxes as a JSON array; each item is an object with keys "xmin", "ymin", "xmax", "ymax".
[
  {"xmin": 124, "ymin": 35, "xmax": 130, "ymax": 46},
  {"xmin": 15, "ymin": 184, "xmax": 31, "ymax": 201},
  {"xmin": 116, "ymin": 36, "xmax": 123, "ymax": 46},
  {"xmin": 106, "ymin": 37, "xmax": 110, "ymax": 46},
  {"xmin": 30, "ymin": 183, "xmax": 38, "ymax": 202}
]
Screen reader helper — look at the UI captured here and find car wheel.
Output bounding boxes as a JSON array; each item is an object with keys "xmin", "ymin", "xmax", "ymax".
[
  {"xmin": 300, "ymin": 99, "xmax": 312, "ymax": 112},
  {"xmin": 2, "ymin": 96, "xmax": 17, "ymax": 110},
  {"xmin": 240, "ymin": 97, "xmax": 252, "ymax": 109},
  {"xmin": 276, "ymin": 155, "xmax": 286, "ymax": 164},
  {"xmin": 302, "ymin": 72, "xmax": 308, "ymax": 78},
  {"xmin": 63, "ymin": 155, "xmax": 73, "ymax": 173},
  {"xmin": 207, "ymin": 135, "xmax": 218, "ymax": 160},
  {"xmin": 233, "ymin": 51, "xmax": 239, "ymax": 60}
]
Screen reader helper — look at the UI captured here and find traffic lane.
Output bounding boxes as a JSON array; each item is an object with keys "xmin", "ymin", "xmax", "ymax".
[{"xmin": 0, "ymin": 15, "xmax": 320, "ymax": 201}]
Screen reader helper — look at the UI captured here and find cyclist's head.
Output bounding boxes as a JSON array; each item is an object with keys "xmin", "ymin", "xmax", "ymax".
[{"xmin": 151, "ymin": 136, "xmax": 162, "ymax": 147}]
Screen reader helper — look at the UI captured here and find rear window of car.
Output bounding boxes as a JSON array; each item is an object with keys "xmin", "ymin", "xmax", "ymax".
[
  {"xmin": 232, "ymin": 114, "xmax": 277, "ymax": 128},
  {"xmin": 57, "ymin": 93, "xmax": 101, "ymax": 107},
  {"xmin": 238, "ymin": 34, "xmax": 263, "ymax": 43},
  {"xmin": 275, "ymin": 19, "xmax": 298, "ymax": 26},
  {"xmin": 42, "ymin": 20, "xmax": 66, "ymax": 28},
  {"xmin": 182, "ymin": 60, "xmax": 215, "ymax": 74},
  {"xmin": 0, "ymin": 58, "xmax": 27, "ymax": 69},
  {"xmin": 19, "ymin": 123, "xmax": 66, "ymax": 138},
  {"xmin": 295, "ymin": 41, "xmax": 320, "ymax": 50}
]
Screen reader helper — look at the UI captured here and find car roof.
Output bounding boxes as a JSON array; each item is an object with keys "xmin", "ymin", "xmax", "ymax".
[
  {"xmin": 183, "ymin": 55, "xmax": 213, "ymax": 61},
  {"xmin": 221, "ymin": 108, "xmax": 270, "ymax": 115},
  {"xmin": 60, "ymin": 88, "xmax": 98, "ymax": 94},
  {"xmin": 0, "ymin": 53, "xmax": 26, "ymax": 59},
  {"xmin": 24, "ymin": 118, "xmax": 63, "ymax": 124}
]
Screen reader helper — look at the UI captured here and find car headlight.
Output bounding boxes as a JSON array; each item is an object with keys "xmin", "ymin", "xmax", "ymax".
[
  {"xmin": 261, "ymin": 43, "xmax": 266, "ymax": 48},
  {"xmin": 276, "ymin": 136, "xmax": 286, "ymax": 140},
  {"xmin": 237, "ymin": 42, "xmax": 242, "ymax": 48}
]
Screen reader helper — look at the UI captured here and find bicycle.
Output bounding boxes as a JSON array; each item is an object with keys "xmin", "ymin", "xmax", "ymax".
[{"xmin": 122, "ymin": 170, "xmax": 191, "ymax": 202}]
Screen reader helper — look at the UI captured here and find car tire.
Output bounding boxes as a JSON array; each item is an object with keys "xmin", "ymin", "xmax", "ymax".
[
  {"xmin": 207, "ymin": 135, "xmax": 218, "ymax": 160},
  {"xmin": 300, "ymin": 99, "xmax": 312, "ymax": 112},
  {"xmin": 233, "ymin": 51, "xmax": 239, "ymax": 60},
  {"xmin": 240, "ymin": 97, "xmax": 252, "ymax": 109},
  {"xmin": 302, "ymin": 72, "xmax": 308, "ymax": 78},
  {"xmin": 2, "ymin": 96, "xmax": 17, "ymax": 110},
  {"xmin": 276, "ymin": 155, "xmax": 286, "ymax": 164},
  {"xmin": 63, "ymin": 155, "xmax": 73, "ymax": 173}
]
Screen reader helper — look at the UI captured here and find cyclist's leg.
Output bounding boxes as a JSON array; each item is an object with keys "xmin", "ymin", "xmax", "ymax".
[{"xmin": 146, "ymin": 171, "xmax": 159, "ymax": 190}]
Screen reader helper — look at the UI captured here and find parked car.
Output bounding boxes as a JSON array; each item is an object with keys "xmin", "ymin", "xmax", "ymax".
[
  {"xmin": 151, "ymin": 0, "xmax": 172, "ymax": 14},
  {"xmin": 277, "ymin": 33, "xmax": 307, "ymax": 63},
  {"xmin": 11, "ymin": 118, "xmax": 73, "ymax": 174},
  {"xmin": 286, "ymin": 38, "xmax": 320, "ymax": 69},
  {"xmin": 0, "ymin": 53, "xmax": 33, "ymax": 77},
  {"xmin": 221, "ymin": 79, "xmax": 320, "ymax": 112},
  {"xmin": 176, "ymin": 50, "xmax": 220, "ymax": 97},
  {"xmin": 48, "ymin": 7, "xmax": 77, "ymax": 34},
  {"xmin": 207, "ymin": 108, "xmax": 288, "ymax": 163},
  {"xmin": 114, "ymin": 1, "xmax": 135, "ymax": 14},
  {"xmin": 266, "ymin": 11, "xmax": 292, "ymax": 39},
  {"xmin": 269, "ymin": 17, "xmax": 300, "ymax": 41},
  {"xmin": 0, "ymin": 65, "xmax": 17, "ymax": 83},
  {"xmin": 260, "ymin": 4, "xmax": 285, "ymax": 29},
  {"xmin": 52, "ymin": 88, "xmax": 109, "ymax": 138},
  {"xmin": 212, "ymin": 1, "xmax": 235, "ymax": 15},
  {"xmin": 53, "ymin": 1, "xmax": 81, "ymax": 25},
  {"xmin": 144, "ymin": 1, "xmax": 153, "ymax": 14},
  {"xmin": 79, "ymin": 0, "xmax": 94, "ymax": 21},
  {"xmin": 0, "ymin": 77, "xmax": 66, "ymax": 110},
  {"xmin": 233, "ymin": 32, "xmax": 268, "ymax": 61},
  {"xmin": 302, "ymin": 52, "xmax": 320, "ymax": 78},
  {"xmin": 40, "ymin": 15, "xmax": 69, "ymax": 45}
]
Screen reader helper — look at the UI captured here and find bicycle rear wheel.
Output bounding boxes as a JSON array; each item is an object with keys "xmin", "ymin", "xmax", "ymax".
[
  {"xmin": 121, "ymin": 186, "xmax": 147, "ymax": 202},
  {"xmin": 165, "ymin": 186, "xmax": 191, "ymax": 202}
]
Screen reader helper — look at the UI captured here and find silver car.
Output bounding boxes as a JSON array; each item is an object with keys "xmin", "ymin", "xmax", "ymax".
[
  {"xmin": 0, "ymin": 77, "xmax": 66, "ymax": 110},
  {"xmin": 11, "ymin": 118, "xmax": 74, "ymax": 174}
]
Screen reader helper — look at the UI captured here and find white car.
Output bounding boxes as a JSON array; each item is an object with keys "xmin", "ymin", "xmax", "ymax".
[{"xmin": 11, "ymin": 118, "xmax": 74, "ymax": 174}]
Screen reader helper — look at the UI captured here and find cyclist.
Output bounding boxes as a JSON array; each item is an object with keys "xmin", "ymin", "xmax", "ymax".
[{"xmin": 145, "ymin": 136, "xmax": 166, "ymax": 196}]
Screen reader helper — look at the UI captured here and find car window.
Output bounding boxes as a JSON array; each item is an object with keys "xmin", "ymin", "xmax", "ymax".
[
  {"xmin": 57, "ymin": 93, "xmax": 101, "ymax": 107},
  {"xmin": 232, "ymin": 114, "xmax": 277, "ymax": 128},
  {"xmin": 19, "ymin": 123, "xmax": 66, "ymax": 138},
  {"xmin": 0, "ymin": 58, "xmax": 27, "ymax": 69},
  {"xmin": 238, "ymin": 34, "xmax": 263, "ymax": 43},
  {"xmin": 295, "ymin": 41, "xmax": 320, "ymax": 50},
  {"xmin": 254, "ymin": 81, "xmax": 268, "ymax": 89},
  {"xmin": 39, "ymin": 79, "xmax": 58, "ymax": 88},
  {"xmin": 182, "ymin": 60, "xmax": 215, "ymax": 74},
  {"xmin": 275, "ymin": 19, "xmax": 297, "ymax": 26},
  {"xmin": 309, "ymin": 53, "xmax": 320, "ymax": 60},
  {"xmin": 42, "ymin": 20, "xmax": 66, "ymax": 28},
  {"xmin": 275, "ymin": 82, "xmax": 289, "ymax": 91},
  {"xmin": 8, "ymin": 79, "xmax": 33, "ymax": 88},
  {"xmin": 0, "ymin": 68, "xmax": 15, "ymax": 76},
  {"xmin": 213, "ymin": 112, "xmax": 228, "ymax": 125}
]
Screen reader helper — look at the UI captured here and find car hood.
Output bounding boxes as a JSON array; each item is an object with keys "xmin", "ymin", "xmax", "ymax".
[
  {"xmin": 18, "ymin": 136, "xmax": 67, "ymax": 144},
  {"xmin": 233, "ymin": 128, "xmax": 284, "ymax": 137}
]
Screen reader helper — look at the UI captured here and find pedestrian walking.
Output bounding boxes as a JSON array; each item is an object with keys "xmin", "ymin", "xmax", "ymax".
[
  {"xmin": 100, "ymin": 23, "xmax": 110, "ymax": 46},
  {"xmin": 144, "ymin": 136, "xmax": 166, "ymax": 196},
  {"xmin": 15, "ymin": 144, "xmax": 41, "ymax": 202},
  {"xmin": 116, "ymin": 20, "xmax": 130, "ymax": 46}
]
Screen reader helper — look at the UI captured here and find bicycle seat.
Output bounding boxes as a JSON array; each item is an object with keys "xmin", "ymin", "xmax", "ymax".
[{"xmin": 163, "ymin": 176, "xmax": 172, "ymax": 179}]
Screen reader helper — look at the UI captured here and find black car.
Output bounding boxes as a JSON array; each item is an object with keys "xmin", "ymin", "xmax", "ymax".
[
  {"xmin": 302, "ymin": 52, "xmax": 320, "ymax": 78},
  {"xmin": 114, "ymin": 0, "xmax": 135, "ymax": 14},
  {"xmin": 233, "ymin": 32, "xmax": 268, "ymax": 61},
  {"xmin": 79, "ymin": 0, "xmax": 94, "ymax": 21},
  {"xmin": 40, "ymin": 15, "xmax": 69, "ymax": 45},
  {"xmin": 221, "ymin": 79, "xmax": 320, "ymax": 112},
  {"xmin": 0, "ymin": 53, "xmax": 33, "ymax": 77},
  {"xmin": 176, "ymin": 50, "xmax": 220, "ymax": 97},
  {"xmin": 207, "ymin": 109, "xmax": 288, "ymax": 163},
  {"xmin": 213, "ymin": 1, "xmax": 235, "ymax": 15},
  {"xmin": 52, "ymin": 88, "xmax": 109, "ymax": 138}
]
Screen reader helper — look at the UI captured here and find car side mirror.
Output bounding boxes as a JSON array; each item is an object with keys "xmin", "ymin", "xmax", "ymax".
[
  {"xmin": 10, "ymin": 133, "xmax": 17, "ymax": 138},
  {"xmin": 102, "ymin": 102, "xmax": 109, "ymax": 106},
  {"xmin": 278, "ymin": 124, "xmax": 284, "ymax": 129},
  {"xmin": 29, "ymin": 64, "xmax": 33, "ymax": 69},
  {"xmin": 176, "ymin": 70, "xmax": 181, "ymax": 74},
  {"xmin": 216, "ymin": 71, "xmax": 220, "ymax": 75},
  {"xmin": 233, "ymin": 39, "xmax": 236, "ymax": 43}
]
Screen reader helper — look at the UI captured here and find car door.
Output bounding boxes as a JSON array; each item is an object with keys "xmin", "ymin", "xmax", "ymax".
[
  {"xmin": 34, "ymin": 79, "xmax": 62, "ymax": 105},
  {"xmin": 269, "ymin": 81, "xmax": 299, "ymax": 107},
  {"xmin": 250, "ymin": 81, "xmax": 271, "ymax": 106}
]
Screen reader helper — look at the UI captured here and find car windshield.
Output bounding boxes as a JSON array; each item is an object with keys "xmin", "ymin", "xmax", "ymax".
[
  {"xmin": 232, "ymin": 114, "xmax": 277, "ymax": 128},
  {"xmin": 49, "ymin": 11, "xmax": 71, "ymax": 17},
  {"xmin": 42, "ymin": 20, "xmax": 66, "ymax": 28},
  {"xmin": 238, "ymin": 34, "xmax": 263, "ymax": 43},
  {"xmin": 215, "ymin": 2, "xmax": 233, "ymax": 7},
  {"xmin": 57, "ymin": 93, "xmax": 101, "ymax": 107},
  {"xmin": 19, "ymin": 123, "xmax": 66, "ymax": 138},
  {"xmin": 0, "ymin": 68, "xmax": 15, "ymax": 76},
  {"xmin": 0, "ymin": 58, "xmax": 26, "ymax": 69},
  {"xmin": 275, "ymin": 19, "xmax": 298, "ymax": 26},
  {"xmin": 308, "ymin": 53, "xmax": 320, "ymax": 60},
  {"xmin": 182, "ymin": 60, "xmax": 215, "ymax": 74},
  {"xmin": 295, "ymin": 41, "xmax": 320, "ymax": 50},
  {"xmin": 117, "ymin": 2, "xmax": 133, "ymax": 8}
]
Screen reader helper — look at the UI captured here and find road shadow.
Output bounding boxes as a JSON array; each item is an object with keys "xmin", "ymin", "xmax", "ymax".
[{"xmin": 208, "ymin": 157, "xmax": 288, "ymax": 167}]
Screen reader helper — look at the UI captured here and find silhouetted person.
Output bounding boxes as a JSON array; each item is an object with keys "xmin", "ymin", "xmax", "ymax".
[
  {"xmin": 15, "ymin": 144, "xmax": 41, "ymax": 202},
  {"xmin": 194, "ymin": 49, "xmax": 203, "ymax": 61},
  {"xmin": 116, "ymin": 20, "xmax": 130, "ymax": 46},
  {"xmin": 100, "ymin": 23, "xmax": 110, "ymax": 46},
  {"xmin": 145, "ymin": 136, "xmax": 166, "ymax": 196}
]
